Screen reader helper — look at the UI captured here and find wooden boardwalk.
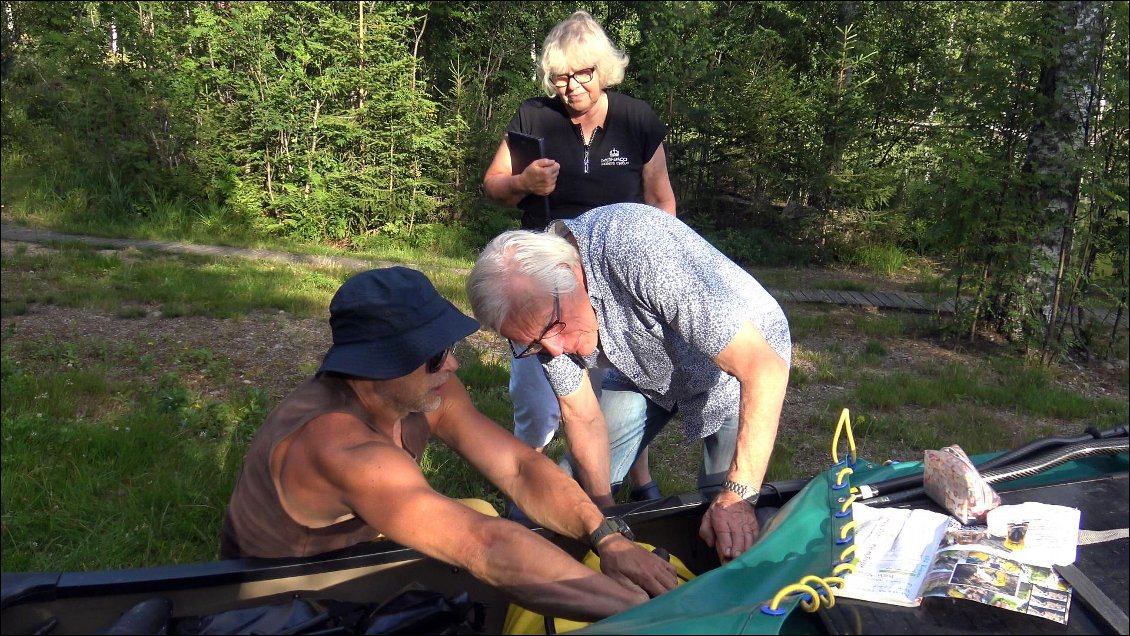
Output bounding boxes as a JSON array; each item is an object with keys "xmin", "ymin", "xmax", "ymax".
[
  {"xmin": 768, "ymin": 288, "xmax": 955, "ymax": 314},
  {"xmin": 768, "ymin": 288, "xmax": 1124, "ymax": 328}
]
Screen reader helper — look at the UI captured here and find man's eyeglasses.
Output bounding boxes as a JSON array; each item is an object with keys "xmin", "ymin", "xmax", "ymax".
[
  {"xmin": 425, "ymin": 342, "xmax": 458, "ymax": 373},
  {"xmin": 509, "ymin": 294, "xmax": 566, "ymax": 359},
  {"xmin": 551, "ymin": 67, "xmax": 595, "ymax": 89}
]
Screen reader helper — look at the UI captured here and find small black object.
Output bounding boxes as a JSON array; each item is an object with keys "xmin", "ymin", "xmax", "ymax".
[
  {"xmin": 506, "ymin": 131, "xmax": 551, "ymax": 223},
  {"xmin": 99, "ymin": 597, "xmax": 173, "ymax": 635}
]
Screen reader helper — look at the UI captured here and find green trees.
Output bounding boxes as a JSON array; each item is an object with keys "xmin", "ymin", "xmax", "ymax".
[
  {"xmin": 910, "ymin": 1, "xmax": 1127, "ymax": 360},
  {"xmin": 1, "ymin": 1, "xmax": 1126, "ymax": 360}
]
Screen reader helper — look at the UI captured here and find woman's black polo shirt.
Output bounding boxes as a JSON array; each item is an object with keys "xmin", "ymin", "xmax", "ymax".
[{"xmin": 506, "ymin": 91, "xmax": 667, "ymax": 230}]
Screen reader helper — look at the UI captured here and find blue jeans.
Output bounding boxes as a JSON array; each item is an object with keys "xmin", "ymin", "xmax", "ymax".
[
  {"xmin": 560, "ymin": 369, "xmax": 739, "ymax": 491},
  {"xmin": 509, "ymin": 354, "xmax": 561, "ymax": 449},
  {"xmin": 510, "ymin": 355, "xmax": 608, "ymax": 449}
]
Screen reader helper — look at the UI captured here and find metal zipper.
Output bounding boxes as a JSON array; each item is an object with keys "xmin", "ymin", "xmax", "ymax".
[{"xmin": 582, "ymin": 126, "xmax": 599, "ymax": 174}]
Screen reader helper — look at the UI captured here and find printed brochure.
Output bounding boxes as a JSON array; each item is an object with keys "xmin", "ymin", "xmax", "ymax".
[{"xmin": 838, "ymin": 501, "xmax": 1079, "ymax": 623}]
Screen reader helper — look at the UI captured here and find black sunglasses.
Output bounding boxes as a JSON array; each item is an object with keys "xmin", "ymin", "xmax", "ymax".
[
  {"xmin": 509, "ymin": 294, "xmax": 566, "ymax": 359},
  {"xmin": 425, "ymin": 342, "xmax": 458, "ymax": 373}
]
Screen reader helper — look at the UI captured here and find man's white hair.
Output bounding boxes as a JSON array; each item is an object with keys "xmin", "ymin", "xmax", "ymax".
[{"xmin": 467, "ymin": 230, "xmax": 580, "ymax": 333}]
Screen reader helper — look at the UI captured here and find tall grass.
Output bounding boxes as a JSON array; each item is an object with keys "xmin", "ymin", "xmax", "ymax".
[
  {"xmin": 1, "ymin": 340, "xmax": 269, "ymax": 571},
  {"xmin": 845, "ymin": 245, "xmax": 911, "ymax": 276},
  {"xmin": 2, "ymin": 241, "xmax": 1126, "ymax": 574},
  {"xmin": 0, "ymin": 148, "xmax": 490, "ymax": 274}
]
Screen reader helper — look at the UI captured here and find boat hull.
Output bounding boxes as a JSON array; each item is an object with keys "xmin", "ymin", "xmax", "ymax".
[
  {"xmin": 1, "ymin": 493, "xmax": 719, "ymax": 635},
  {"xmin": 3, "ymin": 452, "xmax": 1126, "ymax": 635}
]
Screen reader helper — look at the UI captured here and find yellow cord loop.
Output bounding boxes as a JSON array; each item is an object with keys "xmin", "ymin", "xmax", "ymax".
[
  {"xmin": 763, "ymin": 582, "xmax": 818, "ymax": 614},
  {"xmin": 800, "ymin": 575, "xmax": 837, "ymax": 609},
  {"xmin": 760, "ymin": 406, "xmax": 861, "ymax": 618},
  {"xmin": 824, "ymin": 576, "xmax": 847, "ymax": 590},
  {"xmin": 765, "ymin": 574, "xmax": 846, "ymax": 613},
  {"xmin": 830, "ymin": 408, "xmax": 857, "ymax": 466}
]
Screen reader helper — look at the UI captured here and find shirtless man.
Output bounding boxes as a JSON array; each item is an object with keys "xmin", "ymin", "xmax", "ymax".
[{"xmin": 220, "ymin": 267, "xmax": 676, "ymax": 621}]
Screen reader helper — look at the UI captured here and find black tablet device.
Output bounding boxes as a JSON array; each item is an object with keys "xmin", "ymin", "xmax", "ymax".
[
  {"xmin": 507, "ymin": 131, "xmax": 546, "ymax": 175},
  {"xmin": 507, "ymin": 131, "xmax": 551, "ymax": 221}
]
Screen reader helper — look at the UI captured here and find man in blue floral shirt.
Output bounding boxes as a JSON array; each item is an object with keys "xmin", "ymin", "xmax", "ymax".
[{"xmin": 468, "ymin": 202, "xmax": 792, "ymax": 563}]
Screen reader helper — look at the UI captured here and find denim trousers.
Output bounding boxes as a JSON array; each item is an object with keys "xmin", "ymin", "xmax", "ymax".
[
  {"xmin": 560, "ymin": 368, "xmax": 740, "ymax": 491},
  {"xmin": 509, "ymin": 354, "xmax": 562, "ymax": 449},
  {"xmin": 510, "ymin": 354, "xmax": 608, "ymax": 449}
]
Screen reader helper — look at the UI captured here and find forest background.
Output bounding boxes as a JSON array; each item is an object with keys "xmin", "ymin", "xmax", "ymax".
[{"xmin": 1, "ymin": 0, "xmax": 1127, "ymax": 360}]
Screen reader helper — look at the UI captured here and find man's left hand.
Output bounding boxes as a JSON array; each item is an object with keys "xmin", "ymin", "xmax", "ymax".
[
  {"xmin": 698, "ymin": 489, "xmax": 760, "ymax": 564},
  {"xmin": 597, "ymin": 535, "xmax": 679, "ymax": 598}
]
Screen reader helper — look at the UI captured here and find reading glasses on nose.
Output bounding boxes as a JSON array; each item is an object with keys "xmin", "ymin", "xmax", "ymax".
[
  {"xmin": 509, "ymin": 294, "xmax": 566, "ymax": 359},
  {"xmin": 552, "ymin": 67, "xmax": 595, "ymax": 88}
]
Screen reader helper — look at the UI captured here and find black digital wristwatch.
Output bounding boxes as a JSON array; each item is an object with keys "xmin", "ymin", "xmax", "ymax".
[{"xmin": 588, "ymin": 516, "xmax": 635, "ymax": 551}]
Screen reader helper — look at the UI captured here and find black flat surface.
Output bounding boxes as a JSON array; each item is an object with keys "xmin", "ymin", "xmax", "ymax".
[{"xmin": 820, "ymin": 472, "xmax": 1129, "ymax": 634}]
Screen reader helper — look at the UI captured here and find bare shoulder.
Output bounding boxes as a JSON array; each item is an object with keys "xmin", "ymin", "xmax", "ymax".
[
  {"xmin": 310, "ymin": 413, "xmax": 417, "ymax": 461},
  {"xmin": 287, "ymin": 412, "xmax": 425, "ymax": 493},
  {"xmin": 426, "ymin": 374, "xmax": 481, "ymax": 425},
  {"xmin": 274, "ymin": 412, "xmax": 425, "ymax": 528}
]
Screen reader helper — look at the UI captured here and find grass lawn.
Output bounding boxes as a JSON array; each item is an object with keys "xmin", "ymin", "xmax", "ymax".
[{"xmin": 2, "ymin": 238, "xmax": 1126, "ymax": 573}]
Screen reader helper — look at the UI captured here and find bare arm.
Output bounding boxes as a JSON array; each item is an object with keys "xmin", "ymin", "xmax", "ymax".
[
  {"xmin": 641, "ymin": 143, "xmax": 676, "ymax": 215},
  {"xmin": 483, "ymin": 137, "xmax": 560, "ymax": 207},
  {"xmin": 286, "ymin": 409, "xmax": 649, "ymax": 621},
  {"xmin": 347, "ymin": 461, "xmax": 642, "ymax": 620},
  {"xmin": 431, "ymin": 375, "xmax": 677, "ymax": 598},
  {"xmin": 698, "ymin": 320, "xmax": 789, "ymax": 563},
  {"xmin": 553, "ymin": 371, "xmax": 616, "ymax": 508}
]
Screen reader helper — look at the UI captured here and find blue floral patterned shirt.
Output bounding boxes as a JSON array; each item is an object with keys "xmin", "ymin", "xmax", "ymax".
[{"xmin": 540, "ymin": 203, "xmax": 792, "ymax": 440}]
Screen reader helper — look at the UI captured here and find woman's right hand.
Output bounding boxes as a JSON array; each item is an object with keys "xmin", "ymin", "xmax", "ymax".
[{"xmin": 521, "ymin": 158, "xmax": 561, "ymax": 196}]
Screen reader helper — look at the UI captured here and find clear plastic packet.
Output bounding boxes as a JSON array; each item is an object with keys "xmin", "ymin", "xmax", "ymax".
[{"xmin": 923, "ymin": 444, "xmax": 1000, "ymax": 524}]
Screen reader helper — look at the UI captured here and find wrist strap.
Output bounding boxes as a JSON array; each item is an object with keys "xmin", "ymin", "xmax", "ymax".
[
  {"xmin": 588, "ymin": 517, "xmax": 634, "ymax": 551},
  {"xmin": 722, "ymin": 479, "xmax": 760, "ymax": 505}
]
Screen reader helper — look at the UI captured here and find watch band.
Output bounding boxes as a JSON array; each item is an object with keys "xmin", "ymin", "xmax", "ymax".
[
  {"xmin": 588, "ymin": 517, "xmax": 634, "ymax": 551},
  {"xmin": 721, "ymin": 479, "xmax": 760, "ymax": 505}
]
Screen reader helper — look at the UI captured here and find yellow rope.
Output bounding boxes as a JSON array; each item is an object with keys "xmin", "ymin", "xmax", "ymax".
[
  {"xmin": 762, "ymin": 408, "xmax": 862, "ymax": 618},
  {"xmin": 800, "ymin": 575, "xmax": 837, "ymax": 609},
  {"xmin": 766, "ymin": 573, "xmax": 851, "ymax": 613},
  {"xmin": 831, "ymin": 408, "xmax": 857, "ymax": 465},
  {"xmin": 768, "ymin": 583, "xmax": 821, "ymax": 612}
]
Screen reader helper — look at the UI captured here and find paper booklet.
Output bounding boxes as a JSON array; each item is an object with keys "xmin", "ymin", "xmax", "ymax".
[{"xmin": 838, "ymin": 501, "xmax": 1080, "ymax": 624}]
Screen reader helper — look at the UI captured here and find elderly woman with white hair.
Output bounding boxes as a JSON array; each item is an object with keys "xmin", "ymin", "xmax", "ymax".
[{"xmin": 483, "ymin": 11, "xmax": 676, "ymax": 508}]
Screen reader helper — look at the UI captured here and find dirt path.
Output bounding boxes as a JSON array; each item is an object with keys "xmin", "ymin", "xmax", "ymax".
[{"xmin": 3, "ymin": 227, "xmax": 1126, "ymax": 481}]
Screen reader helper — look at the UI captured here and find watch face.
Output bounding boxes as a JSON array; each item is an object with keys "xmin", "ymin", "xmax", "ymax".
[
  {"xmin": 614, "ymin": 517, "xmax": 635, "ymax": 540},
  {"xmin": 590, "ymin": 517, "xmax": 635, "ymax": 550}
]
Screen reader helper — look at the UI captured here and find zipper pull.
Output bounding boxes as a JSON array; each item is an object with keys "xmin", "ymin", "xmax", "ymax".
[{"xmin": 582, "ymin": 126, "xmax": 599, "ymax": 175}]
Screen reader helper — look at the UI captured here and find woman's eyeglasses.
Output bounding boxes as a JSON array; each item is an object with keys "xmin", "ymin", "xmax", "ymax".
[
  {"xmin": 509, "ymin": 294, "xmax": 566, "ymax": 359},
  {"xmin": 552, "ymin": 67, "xmax": 595, "ymax": 89},
  {"xmin": 425, "ymin": 342, "xmax": 458, "ymax": 373}
]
